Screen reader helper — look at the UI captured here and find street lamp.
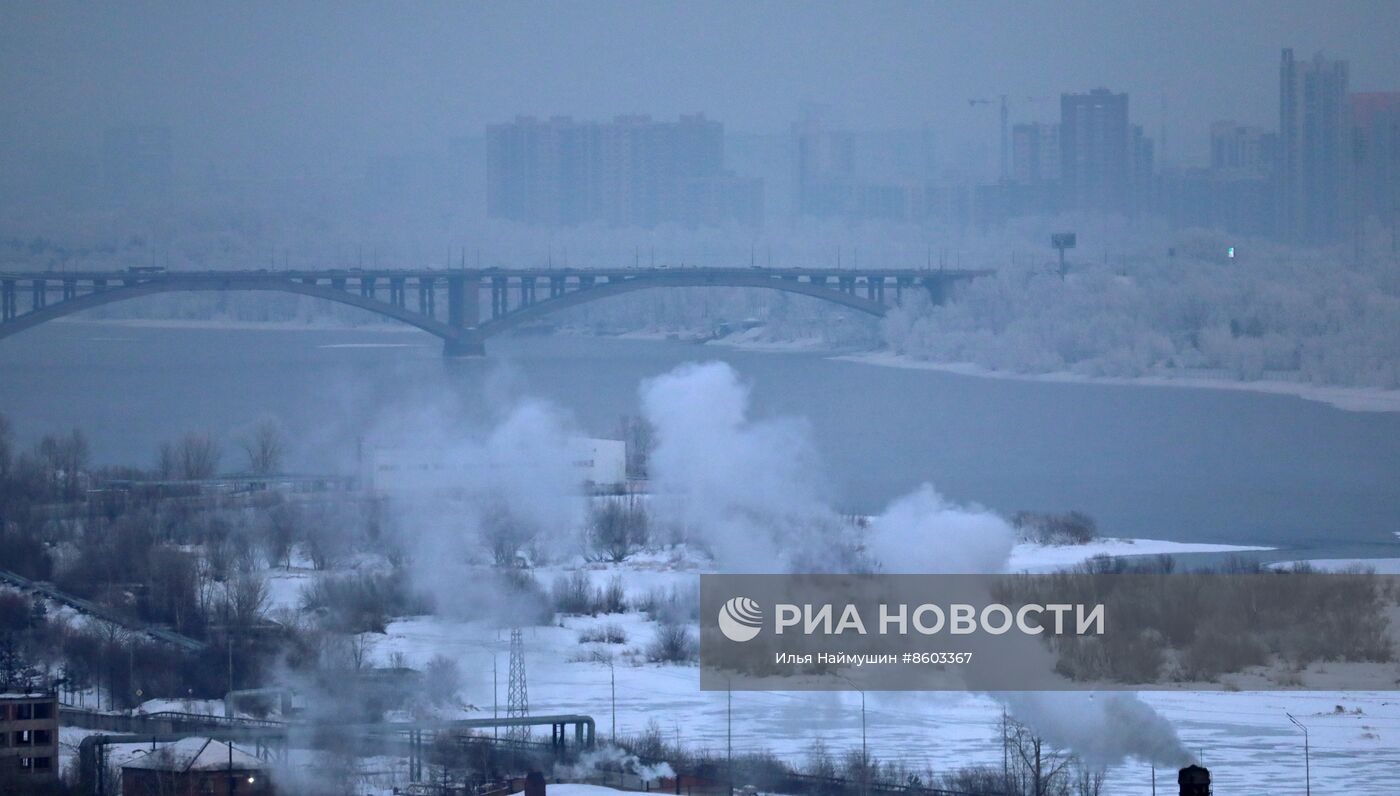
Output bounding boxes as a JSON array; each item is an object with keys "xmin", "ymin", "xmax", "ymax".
[
  {"xmin": 1051, "ymin": 233, "xmax": 1077, "ymax": 278},
  {"xmin": 726, "ymin": 678, "xmax": 733, "ymax": 796},
  {"xmin": 1286, "ymin": 712, "xmax": 1310, "ymax": 796},
  {"xmin": 835, "ymin": 675, "xmax": 867, "ymax": 796},
  {"xmin": 591, "ymin": 652, "xmax": 617, "ymax": 744}
]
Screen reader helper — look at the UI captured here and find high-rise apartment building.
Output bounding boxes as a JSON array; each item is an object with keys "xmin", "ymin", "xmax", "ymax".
[
  {"xmin": 1347, "ymin": 93, "xmax": 1400, "ymax": 237},
  {"xmin": 485, "ymin": 114, "xmax": 761, "ymax": 228},
  {"xmin": 1011, "ymin": 123, "xmax": 1061, "ymax": 184},
  {"xmin": 1210, "ymin": 122, "xmax": 1278, "ymax": 174},
  {"xmin": 792, "ymin": 119, "xmax": 937, "ymax": 222},
  {"xmin": 1279, "ymin": 49, "xmax": 1349, "ymax": 243},
  {"xmin": 1060, "ymin": 89, "xmax": 1131, "ymax": 213}
]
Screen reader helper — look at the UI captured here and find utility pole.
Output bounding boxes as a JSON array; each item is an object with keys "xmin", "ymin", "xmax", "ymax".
[
  {"xmin": 999, "ymin": 94, "xmax": 1008, "ymax": 181},
  {"xmin": 593, "ymin": 652, "xmax": 617, "ymax": 743},
  {"xmin": 837, "ymin": 675, "xmax": 868, "ymax": 796},
  {"xmin": 1287, "ymin": 712, "xmax": 1310, "ymax": 796},
  {"xmin": 727, "ymin": 681, "xmax": 733, "ymax": 796}
]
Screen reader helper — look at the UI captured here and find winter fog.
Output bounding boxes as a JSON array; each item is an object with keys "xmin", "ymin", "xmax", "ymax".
[{"xmin": 2, "ymin": 3, "xmax": 1399, "ymax": 796}]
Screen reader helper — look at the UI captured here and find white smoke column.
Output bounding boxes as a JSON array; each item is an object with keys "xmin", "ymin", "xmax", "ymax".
[
  {"xmin": 555, "ymin": 745, "xmax": 676, "ymax": 783},
  {"xmin": 866, "ymin": 484, "xmax": 1015, "ymax": 573},
  {"xmin": 479, "ymin": 398, "xmax": 586, "ymax": 552},
  {"xmin": 376, "ymin": 394, "xmax": 585, "ymax": 621},
  {"xmin": 638, "ymin": 361, "xmax": 1190, "ymax": 769},
  {"xmin": 1000, "ymin": 692, "xmax": 1194, "ymax": 768},
  {"xmin": 640, "ymin": 361, "xmax": 838, "ymax": 571}
]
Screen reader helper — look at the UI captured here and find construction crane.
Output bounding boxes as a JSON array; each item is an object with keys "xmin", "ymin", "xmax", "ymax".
[{"xmin": 969, "ymin": 95, "xmax": 1050, "ymax": 182}]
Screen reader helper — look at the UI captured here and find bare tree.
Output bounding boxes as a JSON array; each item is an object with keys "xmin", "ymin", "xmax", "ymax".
[
  {"xmin": 36, "ymin": 429, "xmax": 89, "ymax": 499},
  {"xmin": 174, "ymin": 432, "xmax": 221, "ymax": 480},
  {"xmin": 347, "ymin": 632, "xmax": 376, "ymax": 671},
  {"xmin": 1009, "ymin": 720, "xmax": 1075, "ymax": 796},
  {"xmin": 424, "ymin": 654, "xmax": 461, "ymax": 705},
  {"xmin": 262, "ymin": 502, "xmax": 302, "ymax": 568},
  {"xmin": 587, "ymin": 496, "xmax": 650, "ymax": 562},
  {"xmin": 480, "ymin": 501, "xmax": 534, "ymax": 567},
  {"xmin": 227, "ymin": 569, "xmax": 269, "ymax": 630},
  {"xmin": 1073, "ymin": 763, "xmax": 1107, "ymax": 796},
  {"xmin": 156, "ymin": 441, "xmax": 178, "ymax": 479},
  {"xmin": 239, "ymin": 417, "xmax": 285, "ymax": 475}
]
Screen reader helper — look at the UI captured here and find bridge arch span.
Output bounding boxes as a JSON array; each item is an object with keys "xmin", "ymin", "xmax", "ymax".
[
  {"xmin": 476, "ymin": 272, "xmax": 890, "ymax": 338},
  {"xmin": 1, "ymin": 267, "xmax": 987, "ymax": 355},
  {"xmin": 0, "ymin": 277, "xmax": 459, "ymax": 344}
]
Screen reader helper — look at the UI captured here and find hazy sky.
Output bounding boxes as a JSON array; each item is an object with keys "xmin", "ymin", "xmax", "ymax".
[{"xmin": 3, "ymin": 1, "xmax": 1398, "ymax": 172}]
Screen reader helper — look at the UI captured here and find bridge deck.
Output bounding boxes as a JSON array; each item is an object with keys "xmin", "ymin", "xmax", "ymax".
[
  {"xmin": 0, "ymin": 266, "xmax": 990, "ymax": 280},
  {"xmin": 0, "ymin": 266, "xmax": 992, "ymax": 355}
]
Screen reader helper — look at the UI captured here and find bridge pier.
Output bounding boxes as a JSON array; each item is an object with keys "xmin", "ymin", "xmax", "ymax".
[
  {"xmin": 1, "ymin": 280, "xmax": 14, "ymax": 321},
  {"xmin": 490, "ymin": 276, "xmax": 508, "ymax": 318},
  {"xmin": 922, "ymin": 278, "xmax": 947, "ymax": 305},
  {"xmin": 417, "ymin": 278, "xmax": 435, "ymax": 317},
  {"xmin": 446, "ymin": 275, "xmax": 479, "ymax": 329},
  {"xmin": 444, "ymin": 275, "xmax": 482, "ymax": 356},
  {"xmin": 442, "ymin": 332, "xmax": 485, "ymax": 357}
]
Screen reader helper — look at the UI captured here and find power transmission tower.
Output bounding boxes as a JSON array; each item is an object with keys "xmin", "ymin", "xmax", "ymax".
[{"xmin": 506, "ymin": 628, "xmax": 530, "ymax": 741}]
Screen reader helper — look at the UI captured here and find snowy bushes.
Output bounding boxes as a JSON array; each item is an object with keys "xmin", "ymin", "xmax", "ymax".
[
  {"xmin": 550, "ymin": 572, "xmax": 627, "ymax": 616},
  {"xmin": 586, "ymin": 497, "xmax": 650, "ymax": 563},
  {"xmin": 645, "ymin": 618, "xmax": 697, "ymax": 664},
  {"xmin": 633, "ymin": 584, "xmax": 699, "ymax": 624},
  {"xmin": 300, "ymin": 571, "xmax": 425, "ymax": 634},
  {"xmin": 578, "ymin": 623, "xmax": 628, "ymax": 644},
  {"xmin": 881, "ymin": 241, "xmax": 1400, "ymax": 389},
  {"xmin": 1012, "ymin": 511, "xmax": 1099, "ymax": 545}
]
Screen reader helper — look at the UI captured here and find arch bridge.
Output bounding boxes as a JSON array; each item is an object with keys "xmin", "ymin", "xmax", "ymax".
[{"xmin": 0, "ymin": 266, "xmax": 990, "ymax": 356}]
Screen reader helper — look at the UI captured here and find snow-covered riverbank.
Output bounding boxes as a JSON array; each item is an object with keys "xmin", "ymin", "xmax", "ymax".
[
  {"xmin": 563, "ymin": 322, "xmax": 1400, "ymax": 414},
  {"xmin": 51, "ymin": 316, "xmax": 1400, "ymax": 413},
  {"xmin": 833, "ymin": 350, "xmax": 1400, "ymax": 414}
]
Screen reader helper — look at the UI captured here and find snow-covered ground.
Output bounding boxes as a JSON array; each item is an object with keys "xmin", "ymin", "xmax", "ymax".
[
  {"xmin": 835, "ymin": 351, "xmax": 1400, "ymax": 414},
  {"xmin": 1006, "ymin": 537, "xmax": 1272, "ymax": 572},
  {"xmin": 51, "ymin": 534, "xmax": 1399, "ymax": 794},
  {"xmin": 348, "ymin": 538, "xmax": 1400, "ymax": 795}
]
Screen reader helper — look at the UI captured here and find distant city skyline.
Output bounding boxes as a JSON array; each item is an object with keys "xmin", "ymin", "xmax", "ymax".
[{"xmin": 3, "ymin": 1, "xmax": 1399, "ymax": 179}]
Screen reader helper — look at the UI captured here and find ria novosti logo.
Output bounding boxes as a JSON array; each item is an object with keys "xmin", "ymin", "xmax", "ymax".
[{"xmin": 717, "ymin": 597, "xmax": 763, "ymax": 642}]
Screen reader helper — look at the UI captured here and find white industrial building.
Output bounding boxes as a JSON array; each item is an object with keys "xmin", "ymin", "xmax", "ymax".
[{"xmin": 365, "ymin": 437, "xmax": 627, "ymax": 494}]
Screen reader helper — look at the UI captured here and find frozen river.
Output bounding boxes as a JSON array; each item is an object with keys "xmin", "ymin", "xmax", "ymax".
[{"xmin": 3, "ymin": 319, "xmax": 1398, "ymax": 559}]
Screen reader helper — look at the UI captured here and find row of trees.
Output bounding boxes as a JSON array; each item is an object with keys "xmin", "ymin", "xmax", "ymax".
[
  {"xmin": 606, "ymin": 716, "xmax": 1108, "ymax": 796},
  {"xmin": 0, "ymin": 413, "xmax": 324, "ymax": 712}
]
